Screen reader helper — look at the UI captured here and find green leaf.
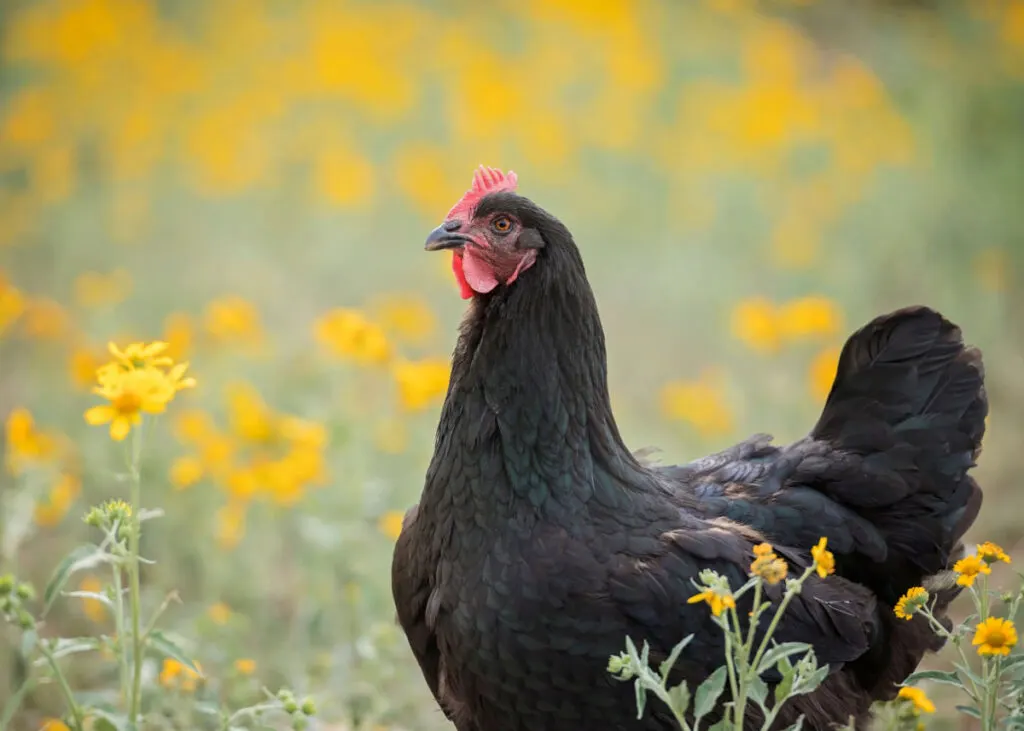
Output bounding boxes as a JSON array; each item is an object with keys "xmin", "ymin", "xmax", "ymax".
[
  {"xmin": 773, "ymin": 668, "xmax": 794, "ymax": 707},
  {"xmin": 147, "ymin": 630, "xmax": 201, "ymax": 675},
  {"xmin": 747, "ymin": 675, "xmax": 768, "ymax": 709},
  {"xmin": 955, "ymin": 705, "xmax": 982, "ymax": 719},
  {"xmin": 634, "ymin": 678, "xmax": 647, "ymax": 719},
  {"xmin": 42, "ymin": 544, "xmax": 102, "ymax": 616},
  {"xmin": 757, "ymin": 642, "xmax": 812, "ymax": 674},
  {"xmin": 33, "ymin": 637, "xmax": 100, "ymax": 666},
  {"xmin": 953, "ymin": 661, "xmax": 985, "ymax": 686},
  {"xmin": 137, "ymin": 508, "xmax": 164, "ymax": 522},
  {"xmin": 901, "ymin": 669, "xmax": 962, "ymax": 687},
  {"xmin": 20, "ymin": 629, "xmax": 37, "ymax": 658},
  {"xmin": 659, "ymin": 635, "xmax": 694, "ymax": 680},
  {"xmin": 792, "ymin": 665, "xmax": 829, "ymax": 696},
  {"xmin": 1000, "ymin": 654, "xmax": 1024, "ymax": 674},
  {"xmin": 667, "ymin": 680, "xmax": 691, "ymax": 715},
  {"xmin": 86, "ymin": 708, "xmax": 128, "ymax": 731},
  {"xmin": 706, "ymin": 720, "xmax": 728, "ymax": 731},
  {"xmin": 64, "ymin": 590, "xmax": 116, "ymax": 610},
  {"xmin": 693, "ymin": 666, "xmax": 728, "ymax": 720}
]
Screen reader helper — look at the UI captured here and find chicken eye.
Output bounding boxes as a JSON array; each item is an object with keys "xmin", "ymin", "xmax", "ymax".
[{"xmin": 492, "ymin": 216, "xmax": 513, "ymax": 234}]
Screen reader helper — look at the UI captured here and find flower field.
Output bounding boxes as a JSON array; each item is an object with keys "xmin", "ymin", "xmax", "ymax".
[{"xmin": 1, "ymin": 0, "xmax": 1023, "ymax": 728}]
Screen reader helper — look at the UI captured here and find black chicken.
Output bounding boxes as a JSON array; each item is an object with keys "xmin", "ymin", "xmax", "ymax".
[{"xmin": 392, "ymin": 167, "xmax": 986, "ymax": 731}]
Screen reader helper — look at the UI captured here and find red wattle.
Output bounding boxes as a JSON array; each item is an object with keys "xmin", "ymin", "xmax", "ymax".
[{"xmin": 452, "ymin": 252, "xmax": 474, "ymax": 299}]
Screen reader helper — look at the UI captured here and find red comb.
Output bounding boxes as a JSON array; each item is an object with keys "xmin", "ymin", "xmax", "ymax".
[{"xmin": 445, "ymin": 165, "xmax": 518, "ymax": 220}]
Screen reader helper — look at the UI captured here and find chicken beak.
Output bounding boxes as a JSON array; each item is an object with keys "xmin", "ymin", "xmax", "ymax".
[{"xmin": 425, "ymin": 222, "xmax": 470, "ymax": 251}]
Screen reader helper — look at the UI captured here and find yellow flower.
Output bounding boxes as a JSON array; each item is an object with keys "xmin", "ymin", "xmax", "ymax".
[
  {"xmin": 85, "ymin": 367, "xmax": 178, "ymax": 441},
  {"xmin": 378, "ymin": 510, "xmax": 406, "ymax": 540},
  {"xmin": 107, "ymin": 340, "xmax": 172, "ymax": 370},
  {"xmin": 78, "ymin": 576, "xmax": 107, "ymax": 623},
  {"xmin": 234, "ymin": 658, "xmax": 257, "ymax": 675},
  {"xmin": 730, "ymin": 297, "xmax": 780, "ymax": 354},
  {"xmin": 158, "ymin": 657, "xmax": 203, "ymax": 691},
  {"xmin": 314, "ymin": 308, "xmax": 392, "ymax": 365},
  {"xmin": 173, "ymin": 409, "xmax": 215, "ymax": 443},
  {"xmin": 811, "ymin": 537, "xmax": 835, "ymax": 577},
  {"xmin": 374, "ymin": 295, "xmax": 437, "ymax": 344},
  {"xmin": 163, "ymin": 312, "xmax": 193, "ymax": 362},
  {"xmin": 894, "ymin": 587, "xmax": 929, "ymax": 620},
  {"xmin": 777, "ymin": 296, "xmax": 843, "ymax": 341},
  {"xmin": 203, "ymin": 295, "xmax": 264, "ymax": 348},
  {"xmin": 808, "ymin": 346, "xmax": 841, "ymax": 402},
  {"xmin": 226, "ymin": 381, "xmax": 278, "ymax": 444},
  {"xmin": 973, "ymin": 617, "xmax": 1018, "ymax": 657},
  {"xmin": 33, "ymin": 474, "xmax": 81, "ymax": 527},
  {"xmin": 977, "ymin": 541, "xmax": 1011, "ymax": 565},
  {"xmin": 659, "ymin": 370, "xmax": 734, "ymax": 438},
  {"xmin": 68, "ymin": 345, "xmax": 105, "ymax": 390},
  {"xmin": 953, "ymin": 554, "xmax": 991, "ymax": 587},
  {"xmin": 170, "ymin": 456, "xmax": 204, "ymax": 490},
  {"xmin": 5, "ymin": 407, "xmax": 57, "ymax": 474},
  {"xmin": 40, "ymin": 720, "xmax": 71, "ymax": 731},
  {"xmin": 392, "ymin": 358, "xmax": 450, "ymax": 411},
  {"xmin": 207, "ymin": 602, "xmax": 232, "ymax": 625},
  {"xmin": 898, "ymin": 686, "xmax": 935, "ymax": 714},
  {"xmin": 749, "ymin": 544, "xmax": 788, "ymax": 585},
  {"xmin": 687, "ymin": 588, "xmax": 736, "ymax": 617},
  {"xmin": 0, "ymin": 277, "xmax": 25, "ymax": 335}
]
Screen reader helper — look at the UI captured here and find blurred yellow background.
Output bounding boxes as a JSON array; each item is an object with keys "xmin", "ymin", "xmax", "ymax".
[{"xmin": 1, "ymin": 0, "xmax": 1023, "ymax": 728}]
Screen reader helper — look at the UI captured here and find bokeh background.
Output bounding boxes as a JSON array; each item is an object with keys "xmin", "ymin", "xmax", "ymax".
[{"xmin": 1, "ymin": 0, "xmax": 1023, "ymax": 728}]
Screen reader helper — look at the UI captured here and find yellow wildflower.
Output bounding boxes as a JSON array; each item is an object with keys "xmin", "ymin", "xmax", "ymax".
[
  {"xmin": 234, "ymin": 658, "xmax": 257, "ymax": 675},
  {"xmin": 749, "ymin": 544, "xmax": 788, "ymax": 585},
  {"xmin": 158, "ymin": 657, "xmax": 203, "ymax": 691},
  {"xmin": 811, "ymin": 537, "xmax": 835, "ymax": 577},
  {"xmin": 314, "ymin": 308, "xmax": 392, "ymax": 365},
  {"xmin": 687, "ymin": 587, "xmax": 736, "ymax": 617},
  {"xmin": 659, "ymin": 370, "xmax": 734, "ymax": 438},
  {"xmin": 808, "ymin": 346, "xmax": 840, "ymax": 402},
  {"xmin": 170, "ymin": 456, "xmax": 204, "ymax": 490},
  {"xmin": 777, "ymin": 296, "xmax": 843, "ymax": 341},
  {"xmin": 40, "ymin": 720, "xmax": 71, "ymax": 731},
  {"xmin": 973, "ymin": 617, "xmax": 1018, "ymax": 657},
  {"xmin": 953, "ymin": 554, "xmax": 991, "ymax": 587},
  {"xmin": 893, "ymin": 587, "xmax": 929, "ymax": 620},
  {"xmin": 203, "ymin": 295, "xmax": 264, "ymax": 348},
  {"xmin": 68, "ymin": 345, "xmax": 105, "ymax": 390},
  {"xmin": 173, "ymin": 409, "xmax": 215, "ymax": 443},
  {"xmin": 977, "ymin": 541, "xmax": 1011, "ymax": 565},
  {"xmin": 107, "ymin": 340, "xmax": 172, "ymax": 370},
  {"xmin": 78, "ymin": 576, "xmax": 107, "ymax": 622},
  {"xmin": 226, "ymin": 382, "xmax": 278, "ymax": 444},
  {"xmin": 33, "ymin": 474, "xmax": 81, "ymax": 527},
  {"xmin": 392, "ymin": 358, "xmax": 450, "ymax": 411},
  {"xmin": 730, "ymin": 297, "xmax": 780, "ymax": 354},
  {"xmin": 378, "ymin": 510, "xmax": 406, "ymax": 540},
  {"xmin": 5, "ymin": 407, "xmax": 56, "ymax": 474},
  {"xmin": 0, "ymin": 277, "xmax": 25, "ymax": 335},
  {"xmin": 163, "ymin": 312, "xmax": 193, "ymax": 362},
  {"xmin": 897, "ymin": 686, "xmax": 935, "ymax": 714},
  {"xmin": 375, "ymin": 295, "xmax": 437, "ymax": 344},
  {"xmin": 85, "ymin": 367, "xmax": 178, "ymax": 441},
  {"xmin": 207, "ymin": 602, "xmax": 232, "ymax": 625}
]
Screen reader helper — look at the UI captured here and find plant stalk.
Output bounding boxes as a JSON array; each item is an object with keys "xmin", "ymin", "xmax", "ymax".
[{"xmin": 127, "ymin": 425, "xmax": 145, "ymax": 723}]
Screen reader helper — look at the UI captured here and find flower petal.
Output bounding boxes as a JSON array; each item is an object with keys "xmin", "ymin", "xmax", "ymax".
[
  {"xmin": 84, "ymin": 405, "xmax": 114, "ymax": 425},
  {"xmin": 110, "ymin": 416, "xmax": 132, "ymax": 442}
]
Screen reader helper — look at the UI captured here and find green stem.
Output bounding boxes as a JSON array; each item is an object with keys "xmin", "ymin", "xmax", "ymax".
[
  {"xmin": 920, "ymin": 606, "xmax": 982, "ymax": 703},
  {"xmin": 127, "ymin": 425, "xmax": 145, "ymax": 724},
  {"xmin": 0, "ymin": 674, "xmax": 37, "ymax": 730},
  {"xmin": 111, "ymin": 559, "xmax": 129, "ymax": 708},
  {"xmin": 750, "ymin": 566, "xmax": 814, "ymax": 674},
  {"xmin": 39, "ymin": 641, "xmax": 86, "ymax": 731},
  {"xmin": 982, "ymin": 656, "xmax": 1000, "ymax": 731}
]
